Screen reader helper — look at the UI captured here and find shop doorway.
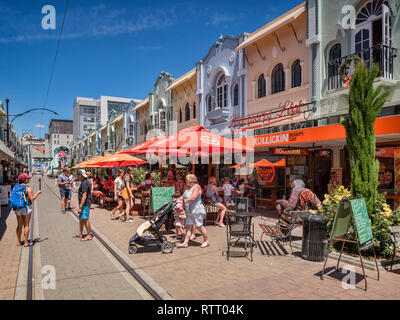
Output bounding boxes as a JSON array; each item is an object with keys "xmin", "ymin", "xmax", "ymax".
[{"xmin": 312, "ymin": 151, "xmax": 332, "ymax": 201}]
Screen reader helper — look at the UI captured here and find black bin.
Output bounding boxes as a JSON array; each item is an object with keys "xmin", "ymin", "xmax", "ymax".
[{"xmin": 301, "ymin": 215, "xmax": 329, "ymax": 262}]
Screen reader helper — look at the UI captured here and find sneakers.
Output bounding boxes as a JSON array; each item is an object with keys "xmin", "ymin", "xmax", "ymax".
[{"xmin": 61, "ymin": 209, "xmax": 66, "ymax": 214}]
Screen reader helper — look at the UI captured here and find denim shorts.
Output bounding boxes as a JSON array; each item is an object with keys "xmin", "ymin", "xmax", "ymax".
[
  {"xmin": 185, "ymin": 212, "xmax": 204, "ymax": 227},
  {"xmin": 79, "ymin": 206, "xmax": 90, "ymax": 220},
  {"xmin": 60, "ymin": 189, "xmax": 72, "ymax": 200}
]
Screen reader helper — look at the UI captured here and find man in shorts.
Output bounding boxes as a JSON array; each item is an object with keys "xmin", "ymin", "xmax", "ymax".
[
  {"xmin": 73, "ymin": 170, "xmax": 92, "ymax": 241},
  {"xmin": 57, "ymin": 167, "xmax": 74, "ymax": 214}
]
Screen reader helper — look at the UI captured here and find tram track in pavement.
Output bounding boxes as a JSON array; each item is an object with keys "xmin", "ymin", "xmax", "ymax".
[{"xmin": 25, "ymin": 177, "xmax": 164, "ymax": 301}]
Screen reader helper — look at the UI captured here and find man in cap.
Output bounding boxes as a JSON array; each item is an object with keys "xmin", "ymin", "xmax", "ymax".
[
  {"xmin": 57, "ymin": 167, "xmax": 74, "ymax": 214},
  {"xmin": 73, "ymin": 170, "xmax": 92, "ymax": 241}
]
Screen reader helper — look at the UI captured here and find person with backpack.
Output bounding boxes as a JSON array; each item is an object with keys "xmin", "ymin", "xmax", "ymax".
[{"xmin": 10, "ymin": 173, "xmax": 41, "ymax": 247}]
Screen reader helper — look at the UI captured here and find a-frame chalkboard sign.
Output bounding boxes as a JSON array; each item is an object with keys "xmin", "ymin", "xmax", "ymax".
[{"xmin": 320, "ymin": 198, "xmax": 380, "ymax": 291}]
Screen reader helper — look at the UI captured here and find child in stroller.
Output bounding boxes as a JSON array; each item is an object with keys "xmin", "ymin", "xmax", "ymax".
[{"xmin": 128, "ymin": 202, "xmax": 176, "ymax": 254}]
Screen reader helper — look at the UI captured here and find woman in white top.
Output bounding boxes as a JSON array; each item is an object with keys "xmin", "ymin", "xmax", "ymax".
[
  {"xmin": 177, "ymin": 174, "xmax": 209, "ymax": 248},
  {"xmin": 111, "ymin": 169, "xmax": 125, "ymax": 221}
]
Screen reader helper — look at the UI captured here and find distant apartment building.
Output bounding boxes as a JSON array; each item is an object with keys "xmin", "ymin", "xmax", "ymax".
[{"xmin": 73, "ymin": 96, "xmax": 140, "ymax": 142}]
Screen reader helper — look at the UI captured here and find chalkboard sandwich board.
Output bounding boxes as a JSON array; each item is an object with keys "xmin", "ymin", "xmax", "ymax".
[
  {"xmin": 151, "ymin": 187, "xmax": 175, "ymax": 212},
  {"xmin": 349, "ymin": 198, "xmax": 373, "ymax": 249}
]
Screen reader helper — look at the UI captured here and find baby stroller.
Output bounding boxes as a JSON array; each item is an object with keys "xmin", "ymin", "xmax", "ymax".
[{"xmin": 128, "ymin": 202, "xmax": 176, "ymax": 254}]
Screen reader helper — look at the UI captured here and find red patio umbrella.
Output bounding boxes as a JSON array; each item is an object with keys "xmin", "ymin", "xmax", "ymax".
[{"xmin": 91, "ymin": 153, "xmax": 147, "ymax": 167}]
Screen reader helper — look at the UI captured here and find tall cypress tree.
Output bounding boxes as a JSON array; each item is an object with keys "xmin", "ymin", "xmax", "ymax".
[{"xmin": 342, "ymin": 63, "xmax": 390, "ymax": 216}]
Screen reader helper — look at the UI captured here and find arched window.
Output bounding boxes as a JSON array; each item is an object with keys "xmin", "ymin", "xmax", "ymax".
[
  {"xmin": 258, "ymin": 74, "xmax": 266, "ymax": 98},
  {"xmin": 328, "ymin": 43, "xmax": 342, "ymax": 79},
  {"xmin": 216, "ymin": 73, "xmax": 227, "ymax": 108},
  {"xmin": 329, "ymin": 43, "xmax": 341, "ymax": 62},
  {"xmin": 207, "ymin": 95, "xmax": 212, "ymax": 112},
  {"xmin": 185, "ymin": 103, "xmax": 190, "ymax": 121},
  {"xmin": 233, "ymin": 84, "xmax": 239, "ymax": 106},
  {"xmin": 291, "ymin": 60, "xmax": 302, "ymax": 88},
  {"xmin": 179, "ymin": 109, "xmax": 182, "ymax": 123},
  {"xmin": 271, "ymin": 64, "xmax": 285, "ymax": 94},
  {"xmin": 193, "ymin": 103, "xmax": 196, "ymax": 118}
]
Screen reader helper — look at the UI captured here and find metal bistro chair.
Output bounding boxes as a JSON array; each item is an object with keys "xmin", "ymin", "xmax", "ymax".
[
  {"xmin": 389, "ymin": 226, "xmax": 400, "ymax": 271},
  {"xmin": 226, "ymin": 214, "xmax": 254, "ymax": 262}
]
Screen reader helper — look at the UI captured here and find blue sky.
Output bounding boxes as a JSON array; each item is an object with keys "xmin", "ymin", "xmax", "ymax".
[{"xmin": 0, "ymin": 0, "xmax": 302, "ymax": 138}]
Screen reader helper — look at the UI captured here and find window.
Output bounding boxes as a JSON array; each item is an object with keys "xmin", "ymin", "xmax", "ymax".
[
  {"xmin": 328, "ymin": 43, "xmax": 342, "ymax": 79},
  {"xmin": 128, "ymin": 124, "xmax": 134, "ymax": 137},
  {"xmin": 185, "ymin": 103, "xmax": 190, "ymax": 121},
  {"xmin": 216, "ymin": 74, "xmax": 227, "ymax": 108},
  {"xmin": 258, "ymin": 74, "xmax": 266, "ymax": 98},
  {"xmin": 233, "ymin": 84, "xmax": 239, "ymax": 106},
  {"xmin": 291, "ymin": 60, "xmax": 302, "ymax": 88},
  {"xmin": 193, "ymin": 103, "xmax": 196, "ymax": 118},
  {"xmin": 207, "ymin": 96, "xmax": 212, "ymax": 112},
  {"xmin": 179, "ymin": 109, "xmax": 183, "ymax": 123},
  {"xmin": 271, "ymin": 63, "xmax": 285, "ymax": 94}
]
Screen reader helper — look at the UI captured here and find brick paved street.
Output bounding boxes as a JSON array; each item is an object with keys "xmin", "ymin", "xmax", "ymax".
[
  {"xmin": 0, "ymin": 206, "xmax": 22, "ymax": 300},
  {"xmin": 28, "ymin": 177, "xmax": 158, "ymax": 300},
  {"xmin": 58, "ymin": 178, "xmax": 400, "ymax": 300},
  {"xmin": 2, "ymin": 177, "xmax": 399, "ymax": 300}
]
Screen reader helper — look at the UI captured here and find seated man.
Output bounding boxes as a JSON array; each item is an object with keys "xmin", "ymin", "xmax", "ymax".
[{"xmin": 244, "ymin": 176, "xmax": 259, "ymax": 199}]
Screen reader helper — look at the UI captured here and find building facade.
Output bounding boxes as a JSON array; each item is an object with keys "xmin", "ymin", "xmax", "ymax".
[
  {"xmin": 73, "ymin": 96, "xmax": 139, "ymax": 142},
  {"xmin": 149, "ymin": 72, "xmax": 174, "ymax": 136},
  {"xmin": 305, "ymin": 0, "xmax": 400, "ymax": 207},
  {"xmin": 166, "ymin": 68, "xmax": 198, "ymax": 132},
  {"xmin": 197, "ymin": 34, "xmax": 248, "ymax": 135}
]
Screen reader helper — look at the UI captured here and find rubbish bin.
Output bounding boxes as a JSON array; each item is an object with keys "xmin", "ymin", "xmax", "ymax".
[{"xmin": 301, "ymin": 215, "xmax": 329, "ymax": 262}]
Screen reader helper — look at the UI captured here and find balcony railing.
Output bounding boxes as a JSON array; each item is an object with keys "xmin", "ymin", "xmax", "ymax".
[{"xmin": 328, "ymin": 44, "xmax": 397, "ymax": 91}]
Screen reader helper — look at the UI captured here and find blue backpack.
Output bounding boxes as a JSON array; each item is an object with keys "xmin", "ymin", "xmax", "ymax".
[{"xmin": 10, "ymin": 185, "xmax": 28, "ymax": 210}]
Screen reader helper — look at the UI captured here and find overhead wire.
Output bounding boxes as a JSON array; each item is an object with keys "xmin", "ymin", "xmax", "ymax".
[{"xmin": 39, "ymin": 0, "xmax": 69, "ymax": 137}]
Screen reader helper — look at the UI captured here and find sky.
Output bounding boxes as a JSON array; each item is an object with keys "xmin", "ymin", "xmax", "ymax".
[{"xmin": 0, "ymin": 0, "xmax": 303, "ymax": 138}]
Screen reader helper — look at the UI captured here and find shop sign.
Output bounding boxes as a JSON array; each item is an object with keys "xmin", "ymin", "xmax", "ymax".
[
  {"xmin": 229, "ymin": 100, "xmax": 304, "ymax": 129},
  {"xmin": 256, "ymin": 166, "xmax": 275, "ymax": 184},
  {"xmin": 0, "ymin": 185, "xmax": 11, "ymax": 205},
  {"xmin": 273, "ymin": 148, "xmax": 309, "ymax": 156}
]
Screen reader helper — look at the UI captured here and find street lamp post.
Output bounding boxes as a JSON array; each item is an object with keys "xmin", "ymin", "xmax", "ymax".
[{"xmin": 5, "ymin": 98, "xmax": 9, "ymax": 147}]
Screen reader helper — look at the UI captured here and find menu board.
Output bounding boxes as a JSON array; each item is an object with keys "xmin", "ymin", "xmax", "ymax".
[
  {"xmin": 350, "ymin": 199, "xmax": 373, "ymax": 247},
  {"xmin": 150, "ymin": 187, "xmax": 175, "ymax": 212},
  {"xmin": 331, "ymin": 200, "xmax": 352, "ymax": 239}
]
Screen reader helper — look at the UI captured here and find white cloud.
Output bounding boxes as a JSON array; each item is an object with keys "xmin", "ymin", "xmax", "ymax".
[
  {"xmin": 205, "ymin": 13, "xmax": 235, "ymax": 27},
  {"xmin": 0, "ymin": 4, "xmax": 177, "ymax": 43},
  {"xmin": 35, "ymin": 124, "xmax": 45, "ymax": 128}
]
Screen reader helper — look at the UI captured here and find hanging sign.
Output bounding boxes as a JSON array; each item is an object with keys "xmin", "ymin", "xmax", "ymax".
[
  {"xmin": 229, "ymin": 100, "xmax": 305, "ymax": 129},
  {"xmin": 273, "ymin": 148, "xmax": 309, "ymax": 156},
  {"xmin": 256, "ymin": 166, "xmax": 275, "ymax": 184}
]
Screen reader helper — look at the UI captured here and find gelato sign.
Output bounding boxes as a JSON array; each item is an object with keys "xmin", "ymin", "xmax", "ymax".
[{"xmin": 229, "ymin": 100, "xmax": 304, "ymax": 130}]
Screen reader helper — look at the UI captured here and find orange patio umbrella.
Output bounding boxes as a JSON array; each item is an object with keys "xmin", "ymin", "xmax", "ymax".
[
  {"xmin": 273, "ymin": 158, "xmax": 286, "ymax": 167},
  {"xmin": 91, "ymin": 153, "xmax": 147, "ymax": 167},
  {"xmin": 231, "ymin": 159, "xmax": 275, "ymax": 169}
]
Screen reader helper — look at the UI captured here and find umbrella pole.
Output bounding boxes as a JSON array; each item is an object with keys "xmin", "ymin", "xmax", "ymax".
[{"xmin": 192, "ymin": 154, "xmax": 195, "ymax": 174}]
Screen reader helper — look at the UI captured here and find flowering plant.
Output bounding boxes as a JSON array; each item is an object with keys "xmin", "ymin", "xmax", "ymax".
[{"xmin": 371, "ymin": 194, "xmax": 400, "ymax": 258}]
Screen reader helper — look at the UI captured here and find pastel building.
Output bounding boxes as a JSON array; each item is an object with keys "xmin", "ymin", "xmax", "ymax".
[
  {"xmin": 197, "ymin": 34, "xmax": 248, "ymax": 135},
  {"xmin": 133, "ymin": 98, "xmax": 150, "ymax": 145},
  {"xmin": 166, "ymin": 68, "xmax": 198, "ymax": 132},
  {"xmin": 149, "ymin": 71, "xmax": 174, "ymax": 136},
  {"xmin": 306, "ymin": 0, "xmax": 400, "ymax": 207}
]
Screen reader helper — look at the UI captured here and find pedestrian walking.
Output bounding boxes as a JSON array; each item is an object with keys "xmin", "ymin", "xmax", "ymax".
[
  {"xmin": 123, "ymin": 167, "xmax": 135, "ymax": 223},
  {"xmin": 177, "ymin": 174, "xmax": 209, "ymax": 249},
  {"xmin": 73, "ymin": 170, "xmax": 93, "ymax": 241},
  {"xmin": 111, "ymin": 169, "xmax": 125, "ymax": 221},
  {"xmin": 10, "ymin": 173, "xmax": 41, "ymax": 247},
  {"xmin": 57, "ymin": 167, "xmax": 74, "ymax": 213}
]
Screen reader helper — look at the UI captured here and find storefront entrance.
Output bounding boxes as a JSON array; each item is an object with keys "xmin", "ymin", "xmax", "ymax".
[{"xmin": 311, "ymin": 150, "xmax": 332, "ymax": 201}]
